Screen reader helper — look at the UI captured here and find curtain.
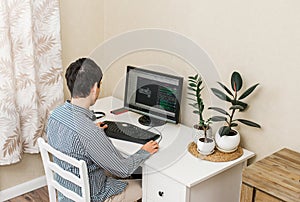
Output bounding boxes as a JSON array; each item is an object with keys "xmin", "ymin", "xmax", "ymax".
[{"xmin": 0, "ymin": 0, "xmax": 63, "ymax": 165}]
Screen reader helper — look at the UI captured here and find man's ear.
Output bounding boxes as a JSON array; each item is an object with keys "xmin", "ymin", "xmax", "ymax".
[{"xmin": 91, "ymin": 82, "xmax": 98, "ymax": 94}]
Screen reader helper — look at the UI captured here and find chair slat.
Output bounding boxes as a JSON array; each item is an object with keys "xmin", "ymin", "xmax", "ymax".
[
  {"xmin": 50, "ymin": 180, "xmax": 83, "ymax": 202},
  {"xmin": 38, "ymin": 138, "xmax": 90, "ymax": 202},
  {"xmin": 42, "ymin": 141, "xmax": 82, "ymax": 167},
  {"xmin": 48, "ymin": 162, "xmax": 82, "ymax": 186}
]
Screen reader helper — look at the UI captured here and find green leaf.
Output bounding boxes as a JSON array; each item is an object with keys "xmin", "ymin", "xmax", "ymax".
[
  {"xmin": 189, "ymin": 83, "xmax": 197, "ymax": 87},
  {"xmin": 187, "ymin": 98, "xmax": 196, "ymax": 102},
  {"xmin": 239, "ymin": 83, "xmax": 259, "ymax": 100},
  {"xmin": 231, "ymin": 71, "xmax": 243, "ymax": 92},
  {"xmin": 230, "ymin": 123, "xmax": 238, "ymax": 127},
  {"xmin": 198, "ymin": 86, "xmax": 204, "ymax": 93},
  {"xmin": 231, "ymin": 100, "xmax": 248, "ymax": 111},
  {"xmin": 229, "ymin": 105, "xmax": 244, "ymax": 110},
  {"xmin": 187, "ymin": 92, "xmax": 195, "ymax": 96},
  {"xmin": 189, "ymin": 103, "xmax": 198, "ymax": 108},
  {"xmin": 193, "ymin": 110, "xmax": 200, "ymax": 114},
  {"xmin": 208, "ymin": 107, "xmax": 230, "ymax": 116},
  {"xmin": 211, "ymin": 116, "xmax": 227, "ymax": 122},
  {"xmin": 219, "ymin": 126, "xmax": 231, "ymax": 136},
  {"xmin": 236, "ymin": 119, "xmax": 261, "ymax": 128},
  {"xmin": 217, "ymin": 82, "xmax": 233, "ymax": 97},
  {"xmin": 188, "ymin": 79, "xmax": 196, "ymax": 84},
  {"xmin": 194, "ymin": 74, "xmax": 198, "ymax": 80},
  {"xmin": 211, "ymin": 88, "xmax": 232, "ymax": 102},
  {"xmin": 188, "ymin": 87, "xmax": 196, "ymax": 92},
  {"xmin": 188, "ymin": 76, "xmax": 195, "ymax": 80}
]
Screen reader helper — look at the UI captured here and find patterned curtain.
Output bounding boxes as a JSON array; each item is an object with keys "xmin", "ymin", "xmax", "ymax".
[{"xmin": 0, "ymin": 0, "xmax": 63, "ymax": 165}]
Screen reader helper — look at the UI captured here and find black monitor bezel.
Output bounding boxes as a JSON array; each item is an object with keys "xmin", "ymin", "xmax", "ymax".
[{"xmin": 124, "ymin": 65, "xmax": 183, "ymax": 124}]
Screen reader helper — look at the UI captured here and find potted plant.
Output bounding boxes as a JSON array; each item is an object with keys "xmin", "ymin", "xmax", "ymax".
[
  {"xmin": 209, "ymin": 71, "xmax": 261, "ymax": 152},
  {"xmin": 188, "ymin": 74, "xmax": 215, "ymax": 155}
]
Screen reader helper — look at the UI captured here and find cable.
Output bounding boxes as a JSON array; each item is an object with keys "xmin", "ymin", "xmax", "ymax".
[{"xmin": 146, "ymin": 126, "xmax": 162, "ymax": 144}]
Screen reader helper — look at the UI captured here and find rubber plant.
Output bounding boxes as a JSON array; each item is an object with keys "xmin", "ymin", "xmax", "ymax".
[
  {"xmin": 188, "ymin": 74, "xmax": 211, "ymax": 142},
  {"xmin": 208, "ymin": 71, "xmax": 261, "ymax": 136}
]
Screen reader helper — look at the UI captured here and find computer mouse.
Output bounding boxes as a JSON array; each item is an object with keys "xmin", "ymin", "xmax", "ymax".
[{"xmin": 100, "ymin": 122, "xmax": 106, "ymax": 127}]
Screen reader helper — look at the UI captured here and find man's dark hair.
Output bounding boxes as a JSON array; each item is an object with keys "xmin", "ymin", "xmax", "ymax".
[{"xmin": 65, "ymin": 58, "xmax": 103, "ymax": 98}]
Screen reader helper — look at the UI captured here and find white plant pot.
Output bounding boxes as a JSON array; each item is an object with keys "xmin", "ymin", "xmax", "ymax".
[
  {"xmin": 192, "ymin": 125, "xmax": 213, "ymax": 143},
  {"xmin": 197, "ymin": 137, "xmax": 215, "ymax": 155},
  {"xmin": 215, "ymin": 128, "xmax": 240, "ymax": 153}
]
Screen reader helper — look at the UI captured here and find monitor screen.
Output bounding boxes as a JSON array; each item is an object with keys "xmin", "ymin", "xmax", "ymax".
[{"xmin": 124, "ymin": 66, "xmax": 183, "ymax": 126}]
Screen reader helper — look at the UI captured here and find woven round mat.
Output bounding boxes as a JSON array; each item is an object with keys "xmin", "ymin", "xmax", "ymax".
[{"xmin": 188, "ymin": 142, "xmax": 243, "ymax": 162}]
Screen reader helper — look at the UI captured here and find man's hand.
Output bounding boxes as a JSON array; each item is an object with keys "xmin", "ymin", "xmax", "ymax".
[
  {"xmin": 141, "ymin": 140, "xmax": 159, "ymax": 154},
  {"xmin": 96, "ymin": 122, "xmax": 108, "ymax": 129}
]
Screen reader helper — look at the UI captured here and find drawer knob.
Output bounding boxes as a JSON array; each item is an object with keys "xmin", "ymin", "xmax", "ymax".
[{"xmin": 158, "ymin": 191, "xmax": 164, "ymax": 197}]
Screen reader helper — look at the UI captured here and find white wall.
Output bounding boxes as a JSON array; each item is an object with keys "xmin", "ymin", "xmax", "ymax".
[{"xmin": 102, "ymin": 0, "xmax": 300, "ymax": 162}]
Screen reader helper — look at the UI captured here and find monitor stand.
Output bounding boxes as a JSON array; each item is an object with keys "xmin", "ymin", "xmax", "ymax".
[{"xmin": 138, "ymin": 115, "xmax": 166, "ymax": 127}]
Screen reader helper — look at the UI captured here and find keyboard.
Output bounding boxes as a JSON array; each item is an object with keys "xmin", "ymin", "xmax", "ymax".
[{"xmin": 103, "ymin": 121, "xmax": 161, "ymax": 144}]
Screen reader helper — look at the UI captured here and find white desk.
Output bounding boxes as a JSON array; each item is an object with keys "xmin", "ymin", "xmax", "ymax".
[{"xmin": 91, "ymin": 96, "xmax": 255, "ymax": 202}]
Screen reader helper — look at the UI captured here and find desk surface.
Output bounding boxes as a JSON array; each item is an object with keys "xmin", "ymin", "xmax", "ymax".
[
  {"xmin": 243, "ymin": 148, "xmax": 300, "ymax": 201},
  {"xmin": 91, "ymin": 96, "xmax": 255, "ymax": 188}
]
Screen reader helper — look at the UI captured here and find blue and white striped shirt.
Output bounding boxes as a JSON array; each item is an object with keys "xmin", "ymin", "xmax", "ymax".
[{"xmin": 47, "ymin": 101, "xmax": 151, "ymax": 201}]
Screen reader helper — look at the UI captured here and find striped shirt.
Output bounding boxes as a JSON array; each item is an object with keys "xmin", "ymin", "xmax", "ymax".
[{"xmin": 47, "ymin": 101, "xmax": 151, "ymax": 202}]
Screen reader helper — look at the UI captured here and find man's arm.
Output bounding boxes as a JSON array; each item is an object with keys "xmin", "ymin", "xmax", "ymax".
[{"xmin": 86, "ymin": 128, "xmax": 158, "ymax": 178}]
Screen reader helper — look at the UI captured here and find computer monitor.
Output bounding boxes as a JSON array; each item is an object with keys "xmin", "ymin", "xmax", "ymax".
[{"xmin": 124, "ymin": 66, "xmax": 183, "ymax": 126}]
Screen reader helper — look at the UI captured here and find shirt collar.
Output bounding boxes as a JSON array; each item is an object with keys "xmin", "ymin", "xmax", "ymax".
[{"xmin": 65, "ymin": 100, "xmax": 95, "ymax": 120}]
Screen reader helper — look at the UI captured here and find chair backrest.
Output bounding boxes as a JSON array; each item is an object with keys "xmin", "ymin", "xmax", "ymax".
[{"xmin": 38, "ymin": 138, "xmax": 90, "ymax": 202}]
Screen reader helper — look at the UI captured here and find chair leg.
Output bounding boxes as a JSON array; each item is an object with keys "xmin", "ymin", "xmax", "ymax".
[{"xmin": 48, "ymin": 185, "xmax": 57, "ymax": 202}]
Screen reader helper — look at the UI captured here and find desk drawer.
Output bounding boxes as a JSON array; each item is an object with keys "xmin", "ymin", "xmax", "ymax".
[{"xmin": 143, "ymin": 167, "xmax": 186, "ymax": 202}]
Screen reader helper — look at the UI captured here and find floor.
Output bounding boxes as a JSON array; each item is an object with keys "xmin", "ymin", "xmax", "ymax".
[
  {"xmin": 5, "ymin": 186, "xmax": 142, "ymax": 202},
  {"xmin": 5, "ymin": 186, "xmax": 49, "ymax": 202}
]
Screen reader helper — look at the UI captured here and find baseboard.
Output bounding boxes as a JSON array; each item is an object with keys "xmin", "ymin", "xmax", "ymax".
[{"xmin": 0, "ymin": 175, "xmax": 47, "ymax": 201}]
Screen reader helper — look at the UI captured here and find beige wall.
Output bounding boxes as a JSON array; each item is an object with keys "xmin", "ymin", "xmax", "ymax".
[
  {"xmin": 2, "ymin": 0, "xmax": 300, "ymax": 192},
  {"xmin": 60, "ymin": 0, "xmax": 105, "ymax": 99},
  {"xmin": 0, "ymin": 0, "xmax": 104, "ymax": 191},
  {"xmin": 102, "ymin": 0, "xmax": 300, "ymax": 163},
  {"xmin": 0, "ymin": 154, "xmax": 44, "ymax": 191}
]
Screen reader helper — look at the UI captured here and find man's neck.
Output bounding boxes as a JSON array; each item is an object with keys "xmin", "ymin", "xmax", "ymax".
[{"xmin": 70, "ymin": 97, "xmax": 91, "ymax": 109}]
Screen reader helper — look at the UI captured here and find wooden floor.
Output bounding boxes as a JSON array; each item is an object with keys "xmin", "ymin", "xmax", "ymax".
[
  {"xmin": 5, "ymin": 186, "xmax": 142, "ymax": 202},
  {"xmin": 5, "ymin": 186, "xmax": 49, "ymax": 202}
]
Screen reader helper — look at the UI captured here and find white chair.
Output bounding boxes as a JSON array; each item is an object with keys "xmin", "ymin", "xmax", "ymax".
[{"xmin": 38, "ymin": 138, "xmax": 90, "ymax": 202}]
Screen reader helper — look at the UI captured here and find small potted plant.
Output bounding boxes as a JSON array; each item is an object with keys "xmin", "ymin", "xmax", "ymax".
[
  {"xmin": 188, "ymin": 74, "xmax": 215, "ymax": 155},
  {"xmin": 209, "ymin": 71, "xmax": 261, "ymax": 152}
]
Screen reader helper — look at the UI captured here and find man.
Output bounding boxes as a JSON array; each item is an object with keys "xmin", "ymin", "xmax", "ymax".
[{"xmin": 47, "ymin": 58, "xmax": 159, "ymax": 202}]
